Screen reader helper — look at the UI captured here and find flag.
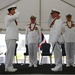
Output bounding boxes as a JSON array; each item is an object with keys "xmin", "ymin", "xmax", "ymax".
[
  {"xmin": 39, "ymin": 33, "xmax": 47, "ymax": 51},
  {"xmin": 38, "ymin": 33, "xmax": 50, "ymax": 64}
]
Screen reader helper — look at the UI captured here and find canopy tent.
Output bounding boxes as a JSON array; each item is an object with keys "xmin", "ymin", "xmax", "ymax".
[{"xmin": 0, "ymin": 0, "xmax": 75, "ymax": 34}]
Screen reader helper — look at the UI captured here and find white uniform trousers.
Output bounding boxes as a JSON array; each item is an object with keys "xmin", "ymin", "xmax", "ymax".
[
  {"xmin": 65, "ymin": 42, "xmax": 75, "ymax": 65},
  {"xmin": 5, "ymin": 39, "xmax": 16, "ymax": 68},
  {"xmin": 53, "ymin": 43, "xmax": 62, "ymax": 66},
  {"xmin": 28, "ymin": 43, "xmax": 38, "ymax": 65}
]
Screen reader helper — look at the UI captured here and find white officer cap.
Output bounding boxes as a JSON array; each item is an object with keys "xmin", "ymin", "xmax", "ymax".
[
  {"xmin": 66, "ymin": 13, "xmax": 72, "ymax": 17},
  {"xmin": 7, "ymin": 5, "xmax": 17, "ymax": 11},
  {"xmin": 30, "ymin": 15, "xmax": 36, "ymax": 19},
  {"xmin": 50, "ymin": 9, "xmax": 60, "ymax": 14}
]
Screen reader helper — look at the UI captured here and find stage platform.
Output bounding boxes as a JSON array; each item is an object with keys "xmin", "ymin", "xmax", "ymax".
[{"xmin": 0, "ymin": 64, "xmax": 75, "ymax": 74}]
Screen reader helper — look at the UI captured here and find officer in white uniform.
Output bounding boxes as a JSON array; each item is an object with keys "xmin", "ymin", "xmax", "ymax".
[
  {"xmin": 5, "ymin": 5, "xmax": 20, "ymax": 72},
  {"xmin": 49, "ymin": 9, "xmax": 63, "ymax": 71},
  {"xmin": 63, "ymin": 14, "xmax": 75, "ymax": 67},
  {"xmin": 25, "ymin": 16, "xmax": 41, "ymax": 67}
]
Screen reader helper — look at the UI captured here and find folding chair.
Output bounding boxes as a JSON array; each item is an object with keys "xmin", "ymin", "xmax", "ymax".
[
  {"xmin": 41, "ymin": 43, "xmax": 52, "ymax": 64},
  {"xmin": 61, "ymin": 44, "xmax": 66, "ymax": 64},
  {"xmin": 14, "ymin": 43, "xmax": 18, "ymax": 63},
  {"xmin": 24, "ymin": 45, "xmax": 29, "ymax": 64}
]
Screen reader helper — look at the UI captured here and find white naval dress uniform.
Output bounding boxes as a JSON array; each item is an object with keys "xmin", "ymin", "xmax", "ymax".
[
  {"xmin": 49, "ymin": 18, "xmax": 63, "ymax": 70},
  {"xmin": 25, "ymin": 24, "xmax": 41, "ymax": 66},
  {"xmin": 5, "ymin": 12, "xmax": 20, "ymax": 69},
  {"xmin": 63, "ymin": 21, "xmax": 75, "ymax": 65}
]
